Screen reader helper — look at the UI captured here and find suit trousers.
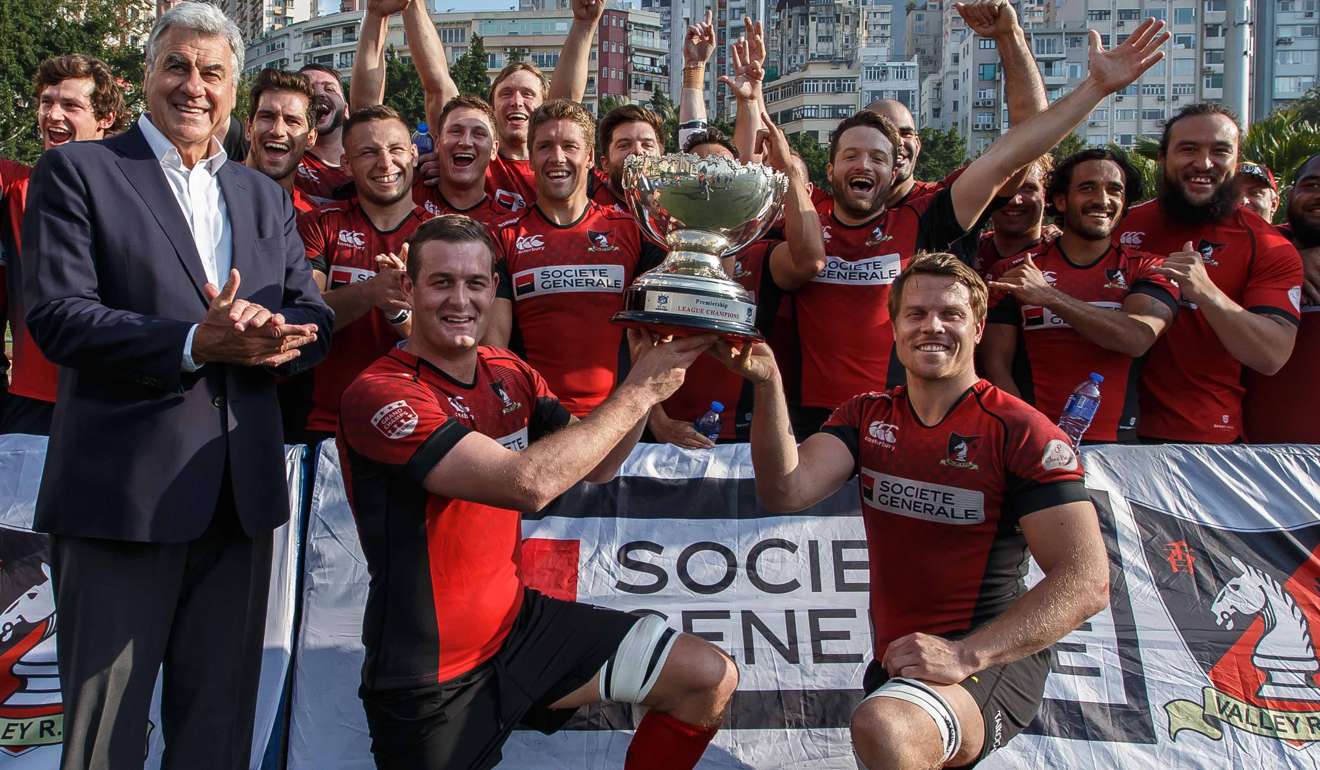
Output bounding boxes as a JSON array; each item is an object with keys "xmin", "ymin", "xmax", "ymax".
[{"xmin": 51, "ymin": 481, "xmax": 273, "ymax": 770}]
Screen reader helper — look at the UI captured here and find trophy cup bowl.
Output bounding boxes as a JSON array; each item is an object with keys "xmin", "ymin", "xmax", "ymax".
[{"xmin": 611, "ymin": 153, "xmax": 788, "ymax": 340}]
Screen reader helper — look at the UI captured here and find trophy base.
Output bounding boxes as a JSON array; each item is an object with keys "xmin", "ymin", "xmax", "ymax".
[{"xmin": 611, "ymin": 273, "xmax": 762, "ymax": 341}]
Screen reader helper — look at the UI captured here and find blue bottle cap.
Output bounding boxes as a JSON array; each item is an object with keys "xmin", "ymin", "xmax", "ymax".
[
  {"xmin": 710, "ymin": 401, "xmax": 725, "ymax": 413},
  {"xmin": 1088, "ymin": 372, "xmax": 1104, "ymax": 383},
  {"xmin": 417, "ymin": 123, "xmax": 429, "ymax": 133}
]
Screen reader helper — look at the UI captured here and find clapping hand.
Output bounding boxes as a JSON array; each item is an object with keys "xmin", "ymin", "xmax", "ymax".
[
  {"xmin": 1086, "ymin": 17, "xmax": 1169, "ymax": 94},
  {"xmin": 194, "ymin": 269, "xmax": 319, "ymax": 367}
]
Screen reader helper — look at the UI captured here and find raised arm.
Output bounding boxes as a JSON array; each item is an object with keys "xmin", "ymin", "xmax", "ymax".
[
  {"xmin": 956, "ymin": 0, "xmax": 1047, "ymax": 126},
  {"xmin": 350, "ymin": 0, "xmax": 407, "ymax": 111},
  {"xmin": 760, "ymin": 107, "xmax": 827, "ymax": 290},
  {"xmin": 978, "ymin": 322, "xmax": 1022, "ymax": 398},
  {"xmin": 719, "ymin": 18, "xmax": 766, "ymax": 162},
  {"xmin": 401, "ymin": 0, "xmax": 458, "ymax": 127},
  {"xmin": 678, "ymin": 10, "xmax": 715, "ymax": 144},
  {"xmin": 548, "ymin": 0, "xmax": 605, "ymax": 102},
  {"xmin": 950, "ymin": 19, "xmax": 1168, "ymax": 230}
]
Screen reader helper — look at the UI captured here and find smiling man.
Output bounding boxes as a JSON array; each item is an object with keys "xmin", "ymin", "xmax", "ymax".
[
  {"xmin": 295, "ymin": 62, "xmax": 352, "ymax": 203},
  {"xmin": 1113, "ymin": 103, "xmax": 1304, "ymax": 444},
  {"xmin": 21, "ymin": 3, "xmax": 332, "ymax": 766},
  {"xmin": 590, "ymin": 104, "xmax": 665, "ymax": 212},
  {"xmin": 975, "ymin": 156, "xmax": 1051, "ymax": 274},
  {"xmin": 243, "ymin": 68, "xmax": 317, "ymax": 213},
  {"xmin": 716, "ymin": 253, "xmax": 1107, "ymax": 769},
  {"xmin": 0, "ymin": 54, "xmax": 125, "ymax": 436},
  {"xmin": 980, "ymin": 149, "xmax": 1179, "ymax": 443},
  {"xmin": 411, "ymin": 95, "xmax": 515, "ymax": 225},
  {"xmin": 296, "ymin": 105, "xmax": 430, "ymax": 442}
]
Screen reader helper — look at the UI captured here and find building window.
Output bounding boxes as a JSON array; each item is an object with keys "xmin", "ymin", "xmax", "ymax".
[
  {"xmin": 1204, "ymin": 0, "xmax": 1225, "ymax": 11},
  {"xmin": 342, "ymin": 25, "xmax": 356, "ymax": 42},
  {"xmin": 1203, "ymin": 73, "xmax": 1224, "ymax": 89},
  {"xmin": 1116, "ymin": 109, "xmax": 1138, "ymax": 121},
  {"xmin": 1174, "ymin": 34, "xmax": 1196, "ymax": 48},
  {"xmin": 1087, "ymin": 9, "xmax": 1111, "ymax": 20},
  {"xmin": 1174, "ymin": 7, "xmax": 1196, "ymax": 25},
  {"xmin": 1205, "ymin": 49, "xmax": 1224, "ymax": 64},
  {"xmin": 1117, "ymin": 134, "xmax": 1135, "ymax": 146},
  {"xmin": 1086, "ymin": 133, "xmax": 1107, "ymax": 146},
  {"xmin": 1205, "ymin": 23, "xmax": 1224, "ymax": 38},
  {"xmin": 1068, "ymin": 34, "xmax": 1085, "ymax": 48},
  {"xmin": 1142, "ymin": 109, "xmax": 1164, "ymax": 121},
  {"xmin": 1091, "ymin": 109, "xmax": 1108, "ymax": 121},
  {"xmin": 978, "ymin": 38, "xmax": 996, "ymax": 49},
  {"xmin": 978, "ymin": 63, "xmax": 998, "ymax": 81},
  {"xmin": 1278, "ymin": 50, "xmax": 1318, "ymax": 66},
  {"xmin": 1147, "ymin": 8, "xmax": 1166, "ymax": 22},
  {"xmin": 338, "ymin": 51, "xmax": 354, "ymax": 68},
  {"xmin": 1173, "ymin": 83, "xmax": 1196, "ymax": 95},
  {"xmin": 1068, "ymin": 63, "xmax": 1084, "ymax": 80},
  {"xmin": 1141, "ymin": 83, "xmax": 1166, "ymax": 96},
  {"xmin": 1173, "ymin": 58, "xmax": 1194, "ymax": 76},
  {"xmin": 441, "ymin": 27, "xmax": 465, "ymax": 44},
  {"xmin": 1278, "ymin": 76, "xmax": 1317, "ymax": 93},
  {"xmin": 1033, "ymin": 35, "xmax": 1061, "ymax": 55},
  {"xmin": 1118, "ymin": 9, "xmax": 1141, "ymax": 20}
]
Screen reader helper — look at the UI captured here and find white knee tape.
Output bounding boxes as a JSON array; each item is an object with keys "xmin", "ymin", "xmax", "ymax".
[
  {"xmin": 860, "ymin": 677, "xmax": 961, "ymax": 764},
  {"xmin": 597, "ymin": 615, "xmax": 679, "ymax": 704}
]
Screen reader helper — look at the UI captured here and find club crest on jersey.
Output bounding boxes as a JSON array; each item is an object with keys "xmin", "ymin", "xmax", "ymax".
[
  {"xmin": 492, "ymin": 382, "xmax": 523, "ymax": 414},
  {"xmin": 731, "ymin": 259, "xmax": 750, "ymax": 279},
  {"xmin": 866, "ymin": 421, "xmax": 898, "ymax": 449},
  {"xmin": 1104, "ymin": 269, "xmax": 1129, "ymax": 290},
  {"xmin": 587, "ymin": 230, "xmax": 619, "ymax": 252},
  {"xmin": 496, "ymin": 189, "xmax": 526, "ymax": 212},
  {"xmin": 865, "ymin": 225, "xmax": 893, "ymax": 246},
  {"xmin": 0, "ymin": 545, "xmax": 64, "ymax": 756},
  {"xmin": 297, "ymin": 165, "xmax": 320, "ymax": 182},
  {"xmin": 370, "ymin": 400, "xmax": 419, "ymax": 440},
  {"xmin": 1197, "ymin": 239, "xmax": 1223, "ymax": 267},
  {"xmin": 940, "ymin": 433, "xmax": 979, "ymax": 470},
  {"xmin": 1120, "ymin": 231, "xmax": 1144, "ymax": 246},
  {"xmin": 822, "ymin": 226, "xmax": 832, "ymax": 242}
]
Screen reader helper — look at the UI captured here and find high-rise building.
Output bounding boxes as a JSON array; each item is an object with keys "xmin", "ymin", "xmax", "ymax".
[
  {"xmin": 225, "ymin": 0, "xmax": 316, "ymax": 43},
  {"xmin": 859, "ymin": 49, "xmax": 919, "ymax": 109},
  {"xmin": 904, "ymin": 0, "xmax": 942, "ymax": 81},
  {"xmin": 244, "ymin": 6, "xmax": 668, "ymax": 114},
  {"xmin": 1252, "ymin": 0, "xmax": 1319, "ymax": 124},
  {"xmin": 763, "ymin": 59, "xmax": 861, "ymax": 143}
]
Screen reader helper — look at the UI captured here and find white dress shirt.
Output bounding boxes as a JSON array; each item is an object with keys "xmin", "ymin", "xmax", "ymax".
[{"xmin": 138, "ymin": 115, "xmax": 232, "ymax": 371}]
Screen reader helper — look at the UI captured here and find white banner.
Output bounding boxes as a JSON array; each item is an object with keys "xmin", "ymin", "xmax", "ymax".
[{"xmin": 0, "ymin": 435, "xmax": 303, "ymax": 768}]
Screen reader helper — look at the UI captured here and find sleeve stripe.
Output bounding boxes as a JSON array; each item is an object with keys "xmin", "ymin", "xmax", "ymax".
[
  {"xmin": 1248, "ymin": 305, "xmax": 1301, "ymax": 325},
  {"xmin": 818, "ymin": 425, "xmax": 861, "ymax": 478},
  {"xmin": 1129, "ymin": 281, "xmax": 1179, "ymax": 315},
  {"xmin": 1010, "ymin": 479, "xmax": 1089, "ymax": 519},
  {"xmin": 404, "ymin": 419, "xmax": 472, "ymax": 485}
]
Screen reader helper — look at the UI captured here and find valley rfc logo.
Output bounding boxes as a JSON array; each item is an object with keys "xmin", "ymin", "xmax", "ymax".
[
  {"xmin": 492, "ymin": 382, "xmax": 522, "ymax": 415},
  {"xmin": 587, "ymin": 230, "xmax": 619, "ymax": 252},
  {"xmin": 865, "ymin": 225, "xmax": 892, "ymax": 246},
  {"xmin": 0, "ymin": 555, "xmax": 63, "ymax": 755},
  {"xmin": 1104, "ymin": 269, "xmax": 1129, "ymax": 290},
  {"xmin": 447, "ymin": 395, "xmax": 475, "ymax": 422},
  {"xmin": 1040, "ymin": 439, "xmax": 1078, "ymax": 472},
  {"xmin": 939, "ymin": 433, "xmax": 979, "ymax": 470}
]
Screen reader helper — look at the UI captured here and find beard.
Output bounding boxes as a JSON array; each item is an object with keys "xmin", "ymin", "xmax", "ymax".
[
  {"xmin": 313, "ymin": 95, "xmax": 346, "ymax": 135},
  {"xmin": 1063, "ymin": 207, "xmax": 1116, "ymax": 241},
  {"xmin": 358, "ymin": 173, "xmax": 413, "ymax": 207},
  {"xmin": 1159, "ymin": 172, "xmax": 1238, "ymax": 225},
  {"xmin": 1288, "ymin": 212, "xmax": 1320, "ymax": 249}
]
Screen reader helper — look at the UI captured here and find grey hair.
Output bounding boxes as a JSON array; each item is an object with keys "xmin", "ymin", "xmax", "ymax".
[{"xmin": 145, "ymin": 2, "xmax": 245, "ymax": 83}]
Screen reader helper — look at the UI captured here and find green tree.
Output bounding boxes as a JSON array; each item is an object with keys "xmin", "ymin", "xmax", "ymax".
[
  {"xmin": 1292, "ymin": 86, "xmax": 1320, "ymax": 126},
  {"xmin": 1050, "ymin": 132, "xmax": 1087, "ymax": 163},
  {"xmin": 1, "ymin": 0, "xmax": 150, "ymax": 163},
  {"xmin": 788, "ymin": 131, "xmax": 831, "ymax": 191},
  {"xmin": 505, "ymin": 47, "xmax": 529, "ymax": 65},
  {"xmin": 648, "ymin": 87, "xmax": 679, "ymax": 152},
  {"xmin": 598, "ymin": 94, "xmax": 628, "ymax": 118},
  {"xmin": 914, "ymin": 126, "xmax": 964, "ymax": 181},
  {"xmin": 380, "ymin": 47, "xmax": 426, "ymax": 127},
  {"xmin": 451, "ymin": 34, "xmax": 491, "ymax": 99},
  {"xmin": 1110, "ymin": 142, "xmax": 1160, "ymax": 206},
  {"xmin": 1135, "ymin": 110, "xmax": 1320, "ymax": 193}
]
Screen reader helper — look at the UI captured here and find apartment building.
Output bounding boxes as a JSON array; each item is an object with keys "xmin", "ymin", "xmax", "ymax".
[
  {"xmin": 224, "ymin": 0, "xmax": 316, "ymax": 43},
  {"xmin": 763, "ymin": 58, "xmax": 861, "ymax": 143}
]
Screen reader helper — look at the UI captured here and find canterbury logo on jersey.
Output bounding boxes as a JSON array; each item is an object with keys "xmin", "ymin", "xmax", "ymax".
[
  {"xmin": 512, "ymin": 264, "xmax": 626, "ymax": 298},
  {"xmin": 859, "ymin": 469, "xmax": 986, "ymax": 525},
  {"xmin": 515, "ymin": 234, "xmax": 545, "ymax": 253},
  {"xmin": 1119, "ymin": 231, "xmax": 1144, "ymax": 246},
  {"xmin": 338, "ymin": 229, "xmax": 366, "ymax": 248},
  {"xmin": 496, "ymin": 426, "xmax": 530, "ymax": 451},
  {"xmin": 329, "ymin": 265, "xmax": 375, "ymax": 288},
  {"xmin": 1021, "ymin": 301, "xmax": 1121, "ymax": 330},
  {"xmin": 812, "ymin": 253, "xmax": 901, "ymax": 285}
]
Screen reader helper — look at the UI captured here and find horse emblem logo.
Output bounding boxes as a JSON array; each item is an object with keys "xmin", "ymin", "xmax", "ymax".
[{"xmin": 0, "ymin": 534, "xmax": 64, "ymax": 755}]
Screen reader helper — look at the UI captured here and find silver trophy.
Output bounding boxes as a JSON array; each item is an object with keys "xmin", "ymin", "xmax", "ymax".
[{"xmin": 612, "ymin": 153, "xmax": 788, "ymax": 340}]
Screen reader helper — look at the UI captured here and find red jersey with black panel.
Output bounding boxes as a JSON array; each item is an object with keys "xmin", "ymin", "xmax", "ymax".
[
  {"xmin": 338, "ymin": 346, "xmax": 572, "ymax": 688},
  {"xmin": 494, "ymin": 202, "xmax": 664, "ymax": 415},
  {"xmin": 821, "ymin": 380, "xmax": 1087, "ymax": 659},
  {"xmin": 298, "ymin": 200, "xmax": 430, "ymax": 432},
  {"xmin": 1244, "ymin": 223, "xmax": 1320, "ymax": 443},
  {"xmin": 588, "ymin": 167, "xmax": 628, "ymax": 214},
  {"xmin": 795, "ymin": 189, "xmax": 968, "ymax": 409},
  {"xmin": 975, "ymin": 233, "xmax": 1041, "ymax": 276},
  {"xmin": 1113, "ymin": 201, "xmax": 1303, "ymax": 442},
  {"xmin": 660, "ymin": 240, "xmax": 783, "ymax": 439},
  {"xmin": 412, "ymin": 184, "xmax": 517, "ymax": 226},
  {"xmin": 294, "ymin": 151, "xmax": 352, "ymax": 204},
  {"xmin": 986, "ymin": 239, "xmax": 1178, "ymax": 442},
  {"xmin": 291, "ymin": 185, "xmax": 316, "ymax": 214},
  {"xmin": 1, "ymin": 163, "xmax": 57, "ymax": 402},
  {"xmin": 485, "ymin": 154, "xmax": 536, "ymax": 213}
]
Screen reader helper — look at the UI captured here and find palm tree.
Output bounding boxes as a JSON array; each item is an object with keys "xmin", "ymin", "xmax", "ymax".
[{"xmin": 1133, "ymin": 111, "xmax": 1320, "ymax": 193}]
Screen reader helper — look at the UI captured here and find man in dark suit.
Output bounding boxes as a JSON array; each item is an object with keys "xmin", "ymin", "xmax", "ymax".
[{"xmin": 20, "ymin": 4, "xmax": 333, "ymax": 768}]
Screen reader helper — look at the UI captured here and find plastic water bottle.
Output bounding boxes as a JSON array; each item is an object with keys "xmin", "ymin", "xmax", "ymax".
[
  {"xmin": 411, "ymin": 123, "xmax": 434, "ymax": 156},
  {"xmin": 1057, "ymin": 373, "xmax": 1103, "ymax": 449},
  {"xmin": 693, "ymin": 401, "xmax": 725, "ymax": 443}
]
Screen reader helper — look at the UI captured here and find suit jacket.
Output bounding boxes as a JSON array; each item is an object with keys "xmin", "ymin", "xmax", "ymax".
[{"xmin": 21, "ymin": 125, "xmax": 334, "ymax": 543}]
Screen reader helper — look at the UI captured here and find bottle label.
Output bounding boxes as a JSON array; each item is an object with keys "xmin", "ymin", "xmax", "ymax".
[{"xmin": 1063, "ymin": 394, "xmax": 1100, "ymax": 423}]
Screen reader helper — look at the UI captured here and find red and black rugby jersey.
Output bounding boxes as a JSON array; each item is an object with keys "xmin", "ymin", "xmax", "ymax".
[
  {"xmin": 821, "ymin": 380, "xmax": 1087, "ymax": 659},
  {"xmin": 485, "ymin": 153, "xmax": 535, "ymax": 214},
  {"xmin": 1, "ymin": 162, "xmax": 57, "ymax": 403},
  {"xmin": 338, "ymin": 345, "xmax": 572, "ymax": 688},
  {"xmin": 298, "ymin": 199, "xmax": 430, "ymax": 432},
  {"xmin": 1113, "ymin": 201, "xmax": 1302, "ymax": 442},
  {"xmin": 986, "ymin": 239, "xmax": 1178, "ymax": 442},
  {"xmin": 494, "ymin": 202, "xmax": 664, "ymax": 415},
  {"xmin": 294, "ymin": 150, "xmax": 353, "ymax": 204}
]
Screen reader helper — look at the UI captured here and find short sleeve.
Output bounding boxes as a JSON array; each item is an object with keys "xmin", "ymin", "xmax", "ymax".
[
  {"xmin": 297, "ymin": 210, "xmax": 329, "ymax": 275},
  {"xmin": 820, "ymin": 395, "xmax": 865, "ymax": 476},
  {"xmin": 987, "ymin": 294, "xmax": 1019, "ymax": 326},
  {"xmin": 1004, "ymin": 413, "xmax": 1089, "ymax": 520},
  {"xmin": 1127, "ymin": 253, "xmax": 1180, "ymax": 314},
  {"xmin": 526, "ymin": 363, "xmax": 572, "ymax": 439},
  {"xmin": 339, "ymin": 374, "xmax": 472, "ymax": 485},
  {"xmin": 1244, "ymin": 231, "xmax": 1303, "ymax": 323},
  {"xmin": 914, "ymin": 187, "xmax": 971, "ymax": 254},
  {"xmin": 639, "ymin": 239, "xmax": 667, "ymax": 274}
]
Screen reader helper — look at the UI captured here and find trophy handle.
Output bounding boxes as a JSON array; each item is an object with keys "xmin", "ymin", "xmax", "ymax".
[{"xmin": 622, "ymin": 166, "xmax": 670, "ymax": 254}]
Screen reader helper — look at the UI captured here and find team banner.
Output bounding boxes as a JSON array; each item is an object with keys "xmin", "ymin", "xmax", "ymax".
[
  {"xmin": 286, "ymin": 440, "xmax": 1320, "ymax": 769},
  {"xmin": 0, "ymin": 436, "xmax": 304, "ymax": 769}
]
